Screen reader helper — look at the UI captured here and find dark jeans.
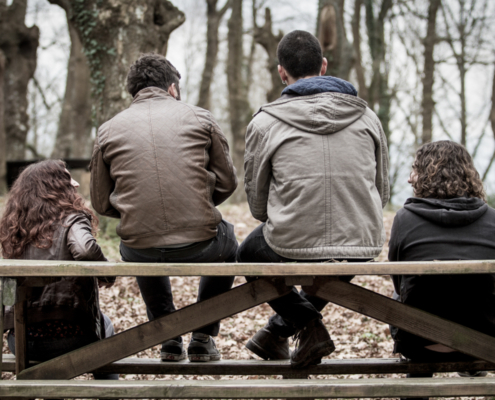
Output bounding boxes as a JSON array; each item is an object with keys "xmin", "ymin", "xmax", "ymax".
[
  {"xmin": 120, "ymin": 220, "xmax": 237, "ymax": 336},
  {"xmin": 8, "ymin": 314, "xmax": 118, "ymax": 380},
  {"xmin": 237, "ymin": 223, "xmax": 367, "ymax": 337}
]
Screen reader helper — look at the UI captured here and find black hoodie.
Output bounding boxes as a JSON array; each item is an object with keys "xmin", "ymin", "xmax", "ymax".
[{"xmin": 388, "ymin": 197, "xmax": 495, "ymax": 351}]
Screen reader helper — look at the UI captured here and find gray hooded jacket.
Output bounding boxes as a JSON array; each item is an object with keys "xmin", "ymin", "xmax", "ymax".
[{"xmin": 244, "ymin": 79, "xmax": 389, "ymax": 260}]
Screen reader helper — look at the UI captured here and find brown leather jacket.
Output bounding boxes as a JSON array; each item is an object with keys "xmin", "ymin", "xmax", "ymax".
[
  {"xmin": 90, "ymin": 87, "xmax": 238, "ymax": 249},
  {"xmin": 4, "ymin": 214, "xmax": 111, "ymax": 339}
]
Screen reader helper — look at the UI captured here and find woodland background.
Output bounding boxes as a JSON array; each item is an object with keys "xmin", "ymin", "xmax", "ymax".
[
  {"xmin": 1, "ymin": 1, "xmax": 495, "ymax": 396},
  {"xmin": 1, "ymin": 0, "xmax": 495, "ymax": 204}
]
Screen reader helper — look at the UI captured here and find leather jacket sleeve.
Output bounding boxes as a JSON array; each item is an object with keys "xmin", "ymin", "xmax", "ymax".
[
  {"xmin": 90, "ymin": 125, "xmax": 121, "ymax": 219},
  {"xmin": 67, "ymin": 215, "xmax": 116, "ymax": 285},
  {"xmin": 208, "ymin": 117, "xmax": 238, "ymax": 206}
]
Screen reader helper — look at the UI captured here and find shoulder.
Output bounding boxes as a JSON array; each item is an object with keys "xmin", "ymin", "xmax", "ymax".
[
  {"xmin": 249, "ymin": 109, "xmax": 281, "ymax": 136},
  {"xmin": 63, "ymin": 213, "xmax": 92, "ymax": 229}
]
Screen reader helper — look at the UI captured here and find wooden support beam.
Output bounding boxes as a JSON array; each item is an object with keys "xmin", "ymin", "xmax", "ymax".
[
  {"xmin": 311, "ymin": 278, "xmax": 495, "ymax": 364},
  {"xmin": 1, "ymin": 378, "xmax": 495, "ymax": 398},
  {"xmin": 0, "ymin": 278, "xmax": 3, "ymax": 378},
  {"xmin": 1, "ymin": 259, "xmax": 495, "ymax": 277},
  {"xmin": 18, "ymin": 278, "xmax": 291, "ymax": 380},
  {"xmin": 2, "ymin": 355, "xmax": 494, "ymax": 376}
]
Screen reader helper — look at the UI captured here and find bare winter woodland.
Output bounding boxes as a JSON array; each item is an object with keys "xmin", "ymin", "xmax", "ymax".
[{"xmin": 1, "ymin": 0, "xmax": 495, "ymax": 398}]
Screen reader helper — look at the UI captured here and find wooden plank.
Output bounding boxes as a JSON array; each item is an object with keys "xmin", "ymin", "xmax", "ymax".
[
  {"xmin": 1, "ymin": 378, "xmax": 495, "ymax": 398},
  {"xmin": 18, "ymin": 278, "xmax": 291, "ymax": 380},
  {"xmin": 1, "ymin": 259, "xmax": 495, "ymax": 277},
  {"xmin": 2, "ymin": 355, "xmax": 494, "ymax": 375},
  {"xmin": 311, "ymin": 278, "xmax": 495, "ymax": 364},
  {"xmin": 13, "ymin": 288, "xmax": 27, "ymax": 375},
  {"xmin": 3, "ymin": 279, "xmax": 16, "ymax": 307}
]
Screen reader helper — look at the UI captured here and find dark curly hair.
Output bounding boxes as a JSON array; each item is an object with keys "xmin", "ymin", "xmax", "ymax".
[
  {"xmin": 277, "ymin": 30, "xmax": 323, "ymax": 79},
  {"xmin": 126, "ymin": 53, "xmax": 181, "ymax": 98},
  {"xmin": 412, "ymin": 140, "xmax": 486, "ymax": 201},
  {"xmin": 0, "ymin": 160, "xmax": 98, "ymax": 259}
]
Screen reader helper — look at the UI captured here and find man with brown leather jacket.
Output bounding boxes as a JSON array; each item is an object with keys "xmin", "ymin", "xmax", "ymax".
[{"xmin": 90, "ymin": 54, "xmax": 238, "ymax": 362}]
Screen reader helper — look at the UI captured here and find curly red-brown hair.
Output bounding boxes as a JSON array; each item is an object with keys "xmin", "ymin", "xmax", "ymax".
[
  {"xmin": 412, "ymin": 140, "xmax": 486, "ymax": 201},
  {"xmin": 0, "ymin": 160, "xmax": 98, "ymax": 259}
]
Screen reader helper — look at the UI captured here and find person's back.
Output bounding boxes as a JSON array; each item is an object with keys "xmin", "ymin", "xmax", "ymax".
[
  {"xmin": 246, "ymin": 81, "xmax": 387, "ymax": 259},
  {"xmin": 237, "ymin": 30, "xmax": 389, "ymax": 369},
  {"xmin": 90, "ymin": 54, "xmax": 238, "ymax": 363}
]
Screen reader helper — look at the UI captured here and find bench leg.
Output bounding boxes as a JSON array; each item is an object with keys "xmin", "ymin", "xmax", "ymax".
[
  {"xmin": 308, "ymin": 277, "xmax": 495, "ymax": 364},
  {"xmin": 18, "ymin": 277, "xmax": 292, "ymax": 380},
  {"xmin": 14, "ymin": 287, "xmax": 28, "ymax": 375}
]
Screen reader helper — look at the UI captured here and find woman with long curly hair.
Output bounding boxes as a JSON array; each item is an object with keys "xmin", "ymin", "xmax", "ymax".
[
  {"xmin": 389, "ymin": 141, "xmax": 495, "ymax": 394},
  {"xmin": 0, "ymin": 160, "xmax": 117, "ymax": 380}
]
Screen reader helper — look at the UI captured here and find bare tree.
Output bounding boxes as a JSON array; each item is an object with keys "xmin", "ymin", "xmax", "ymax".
[
  {"xmin": 197, "ymin": 0, "xmax": 231, "ymax": 110},
  {"xmin": 51, "ymin": 16, "xmax": 92, "ymax": 159},
  {"xmin": 254, "ymin": 7, "xmax": 284, "ymax": 103},
  {"xmin": 48, "ymin": 0, "xmax": 185, "ymax": 127},
  {"xmin": 439, "ymin": 0, "xmax": 490, "ymax": 146},
  {"xmin": 421, "ymin": 0, "xmax": 442, "ymax": 144},
  {"xmin": 227, "ymin": 0, "xmax": 250, "ymax": 203},
  {"xmin": 482, "ymin": 63, "xmax": 495, "ymax": 181},
  {"xmin": 0, "ymin": 0, "xmax": 39, "ymax": 160},
  {"xmin": 0, "ymin": 50, "xmax": 6, "ymax": 193},
  {"xmin": 317, "ymin": 0, "xmax": 354, "ymax": 80}
]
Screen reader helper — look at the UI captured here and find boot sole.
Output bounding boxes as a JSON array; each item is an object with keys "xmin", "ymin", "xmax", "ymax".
[
  {"xmin": 188, "ymin": 353, "xmax": 221, "ymax": 362},
  {"xmin": 290, "ymin": 340, "xmax": 336, "ymax": 369},
  {"xmin": 246, "ymin": 339, "xmax": 290, "ymax": 360},
  {"xmin": 161, "ymin": 350, "xmax": 187, "ymax": 362}
]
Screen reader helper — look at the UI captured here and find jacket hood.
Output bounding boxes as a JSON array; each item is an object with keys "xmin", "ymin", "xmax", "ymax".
[
  {"xmin": 258, "ymin": 76, "xmax": 367, "ymax": 135},
  {"xmin": 404, "ymin": 197, "xmax": 488, "ymax": 227}
]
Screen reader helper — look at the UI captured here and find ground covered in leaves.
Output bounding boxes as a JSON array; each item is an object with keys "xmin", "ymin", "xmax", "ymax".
[{"xmin": 1, "ymin": 200, "xmax": 490, "ymax": 399}]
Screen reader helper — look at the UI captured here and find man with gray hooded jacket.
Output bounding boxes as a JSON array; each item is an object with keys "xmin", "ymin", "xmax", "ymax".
[{"xmin": 237, "ymin": 30, "xmax": 389, "ymax": 368}]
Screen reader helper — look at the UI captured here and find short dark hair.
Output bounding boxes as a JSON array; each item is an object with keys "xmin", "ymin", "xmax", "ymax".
[
  {"xmin": 126, "ymin": 53, "xmax": 181, "ymax": 97},
  {"xmin": 412, "ymin": 140, "xmax": 486, "ymax": 201},
  {"xmin": 277, "ymin": 30, "xmax": 323, "ymax": 79}
]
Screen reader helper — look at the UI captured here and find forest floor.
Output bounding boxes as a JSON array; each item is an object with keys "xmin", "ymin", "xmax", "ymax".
[{"xmin": 0, "ymin": 199, "xmax": 489, "ymax": 399}]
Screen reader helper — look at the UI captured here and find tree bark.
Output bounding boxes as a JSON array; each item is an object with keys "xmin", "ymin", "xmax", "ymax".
[
  {"xmin": 351, "ymin": 0, "xmax": 368, "ymax": 101},
  {"xmin": 0, "ymin": 50, "xmax": 6, "ymax": 193},
  {"xmin": 48, "ymin": 0, "xmax": 185, "ymax": 128},
  {"xmin": 227, "ymin": 0, "xmax": 250, "ymax": 203},
  {"xmin": 0, "ymin": 0, "xmax": 39, "ymax": 160},
  {"xmin": 197, "ymin": 0, "xmax": 230, "ymax": 111},
  {"xmin": 51, "ymin": 17, "xmax": 92, "ymax": 159},
  {"xmin": 254, "ymin": 8, "xmax": 284, "ymax": 103},
  {"xmin": 421, "ymin": 0, "xmax": 441, "ymax": 145},
  {"xmin": 317, "ymin": 0, "xmax": 354, "ymax": 80}
]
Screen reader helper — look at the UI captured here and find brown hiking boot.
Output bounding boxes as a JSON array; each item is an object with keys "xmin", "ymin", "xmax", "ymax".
[
  {"xmin": 246, "ymin": 326, "xmax": 290, "ymax": 360},
  {"xmin": 290, "ymin": 318, "xmax": 335, "ymax": 369}
]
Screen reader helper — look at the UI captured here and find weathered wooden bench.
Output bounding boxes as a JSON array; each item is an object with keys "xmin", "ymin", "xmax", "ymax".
[{"xmin": 0, "ymin": 259, "xmax": 495, "ymax": 399}]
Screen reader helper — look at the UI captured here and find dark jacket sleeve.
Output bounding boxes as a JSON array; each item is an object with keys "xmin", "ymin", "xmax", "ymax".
[
  {"xmin": 67, "ymin": 215, "xmax": 115, "ymax": 285},
  {"xmin": 89, "ymin": 124, "xmax": 120, "ymax": 219},
  {"xmin": 388, "ymin": 213, "xmax": 402, "ymax": 294},
  {"xmin": 208, "ymin": 116, "xmax": 238, "ymax": 206}
]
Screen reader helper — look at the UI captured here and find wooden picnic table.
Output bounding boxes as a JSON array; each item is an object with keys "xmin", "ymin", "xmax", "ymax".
[{"xmin": 0, "ymin": 259, "xmax": 495, "ymax": 398}]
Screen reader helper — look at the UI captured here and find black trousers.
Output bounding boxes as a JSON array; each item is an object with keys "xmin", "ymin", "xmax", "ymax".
[
  {"xmin": 237, "ymin": 223, "xmax": 368, "ymax": 337},
  {"xmin": 120, "ymin": 220, "xmax": 237, "ymax": 336}
]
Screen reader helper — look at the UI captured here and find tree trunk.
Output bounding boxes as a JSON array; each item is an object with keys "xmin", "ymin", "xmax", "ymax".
[
  {"xmin": 197, "ymin": 0, "xmax": 230, "ymax": 111},
  {"xmin": 48, "ymin": 0, "xmax": 185, "ymax": 128},
  {"xmin": 227, "ymin": 0, "xmax": 250, "ymax": 203},
  {"xmin": 51, "ymin": 18, "xmax": 92, "ymax": 159},
  {"xmin": 254, "ymin": 7, "xmax": 285, "ymax": 103},
  {"xmin": 351, "ymin": 0, "xmax": 368, "ymax": 101},
  {"xmin": 421, "ymin": 0, "xmax": 441, "ymax": 145},
  {"xmin": 317, "ymin": 0, "xmax": 354, "ymax": 80},
  {"xmin": 0, "ymin": 50, "xmax": 6, "ymax": 193},
  {"xmin": 364, "ymin": 0, "xmax": 392, "ymax": 144},
  {"xmin": 0, "ymin": 0, "xmax": 39, "ymax": 161}
]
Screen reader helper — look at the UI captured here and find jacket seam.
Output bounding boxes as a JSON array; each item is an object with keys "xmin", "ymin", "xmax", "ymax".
[{"xmin": 148, "ymin": 101, "xmax": 168, "ymax": 228}]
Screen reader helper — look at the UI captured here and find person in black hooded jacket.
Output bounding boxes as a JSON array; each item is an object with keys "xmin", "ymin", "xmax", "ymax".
[{"xmin": 388, "ymin": 140, "xmax": 495, "ymax": 375}]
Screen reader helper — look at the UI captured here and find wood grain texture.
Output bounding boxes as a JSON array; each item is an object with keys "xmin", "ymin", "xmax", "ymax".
[
  {"xmin": 18, "ymin": 278, "xmax": 291, "ymax": 380},
  {"xmin": 1, "ymin": 259, "xmax": 495, "ymax": 277},
  {"xmin": 1, "ymin": 378, "xmax": 495, "ymax": 398},
  {"xmin": 312, "ymin": 279, "xmax": 495, "ymax": 363},
  {"xmin": 3, "ymin": 355, "xmax": 494, "ymax": 375}
]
